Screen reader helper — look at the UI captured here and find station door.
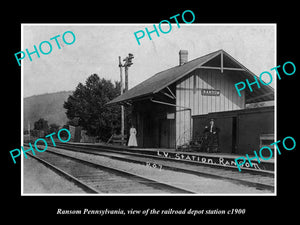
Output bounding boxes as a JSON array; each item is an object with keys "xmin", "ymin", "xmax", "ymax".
[{"xmin": 159, "ymin": 119, "xmax": 175, "ymax": 148}]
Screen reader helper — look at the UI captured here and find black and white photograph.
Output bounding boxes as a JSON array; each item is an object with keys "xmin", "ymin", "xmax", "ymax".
[
  {"xmin": 4, "ymin": 5, "xmax": 298, "ymax": 220},
  {"xmin": 21, "ymin": 24, "xmax": 276, "ymax": 195}
]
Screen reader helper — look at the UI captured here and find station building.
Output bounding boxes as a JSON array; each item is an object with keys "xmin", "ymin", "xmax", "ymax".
[{"xmin": 108, "ymin": 49, "xmax": 274, "ymax": 155}]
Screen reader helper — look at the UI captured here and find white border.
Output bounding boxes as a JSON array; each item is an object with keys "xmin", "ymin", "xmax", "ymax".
[
  {"xmin": 21, "ymin": 25, "xmax": 24, "ymax": 195},
  {"xmin": 21, "ymin": 23, "xmax": 277, "ymax": 196}
]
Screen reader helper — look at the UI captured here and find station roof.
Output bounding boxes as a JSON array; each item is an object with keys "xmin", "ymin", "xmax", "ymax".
[{"xmin": 108, "ymin": 49, "xmax": 274, "ymax": 105}]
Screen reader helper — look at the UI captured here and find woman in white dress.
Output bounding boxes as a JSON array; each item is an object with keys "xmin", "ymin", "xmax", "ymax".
[{"xmin": 128, "ymin": 125, "xmax": 138, "ymax": 147}]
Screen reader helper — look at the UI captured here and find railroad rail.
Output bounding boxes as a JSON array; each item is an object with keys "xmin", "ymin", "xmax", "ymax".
[
  {"xmin": 27, "ymin": 150, "xmax": 195, "ymax": 194},
  {"xmin": 38, "ymin": 142, "xmax": 274, "ymax": 192}
]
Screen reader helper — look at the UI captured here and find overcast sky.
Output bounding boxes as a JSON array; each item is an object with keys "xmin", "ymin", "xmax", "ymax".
[{"xmin": 22, "ymin": 24, "xmax": 276, "ymax": 98}]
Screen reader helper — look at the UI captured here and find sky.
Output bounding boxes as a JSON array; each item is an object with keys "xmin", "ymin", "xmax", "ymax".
[{"xmin": 22, "ymin": 24, "xmax": 276, "ymax": 98}]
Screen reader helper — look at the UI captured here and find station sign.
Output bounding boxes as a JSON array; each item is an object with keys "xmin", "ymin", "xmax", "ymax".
[
  {"xmin": 201, "ymin": 89, "xmax": 220, "ymax": 96},
  {"xmin": 167, "ymin": 113, "xmax": 175, "ymax": 119}
]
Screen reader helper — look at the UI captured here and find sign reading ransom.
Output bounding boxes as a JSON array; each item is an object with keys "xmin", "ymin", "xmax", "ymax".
[{"xmin": 201, "ymin": 89, "xmax": 220, "ymax": 96}]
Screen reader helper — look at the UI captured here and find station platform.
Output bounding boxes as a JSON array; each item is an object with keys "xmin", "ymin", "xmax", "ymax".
[{"xmin": 66, "ymin": 142, "xmax": 275, "ymax": 173}]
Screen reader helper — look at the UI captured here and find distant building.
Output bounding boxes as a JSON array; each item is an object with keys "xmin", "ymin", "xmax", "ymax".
[
  {"xmin": 69, "ymin": 125, "xmax": 82, "ymax": 142},
  {"xmin": 108, "ymin": 49, "xmax": 274, "ymax": 154}
]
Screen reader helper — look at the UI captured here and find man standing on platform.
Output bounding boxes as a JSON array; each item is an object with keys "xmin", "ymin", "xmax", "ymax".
[{"xmin": 203, "ymin": 119, "xmax": 220, "ymax": 153}]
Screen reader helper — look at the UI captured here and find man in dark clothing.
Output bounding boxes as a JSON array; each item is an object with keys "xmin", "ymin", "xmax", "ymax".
[{"xmin": 203, "ymin": 119, "xmax": 220, "ymax": 153}]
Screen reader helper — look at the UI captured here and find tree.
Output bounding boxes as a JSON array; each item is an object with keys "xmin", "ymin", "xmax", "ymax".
[
  {"xmin": 63, "ymin": 74, "xmax": 121, "ymax": 141},
  {"xmin": 34, "ymin": 118, "xmax": 49, "ymax": 131},
  {"xmin": 49, "ymin": 123, "xmax": 60, "ymax": 133}
]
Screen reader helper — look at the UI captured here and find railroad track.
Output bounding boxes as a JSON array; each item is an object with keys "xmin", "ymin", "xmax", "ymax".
[
  {"xmin": 49, "ymin": 142, "xmax": 274, "ymax": 192},
  {"xmin": 27, "ymin": 150, "xmax": 195, "ymax": 194}
]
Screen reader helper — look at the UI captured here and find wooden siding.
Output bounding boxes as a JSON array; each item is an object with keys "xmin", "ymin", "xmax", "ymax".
[{"xmin": 176, "ymin": 68, "xmax": 245, "ymax": 147}]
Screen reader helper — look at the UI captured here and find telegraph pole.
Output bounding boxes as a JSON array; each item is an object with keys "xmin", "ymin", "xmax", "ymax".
[
  {"xmin": 123, "ymin": 53, "xmax": 134, "ymax": 92},
  {"xmin": 28, "ymin": 121, "xmax": 31, "ymax": 142},
  {"xmin": 119, "ymin": 53, "xmax": 134, "ymax": 145},
  {"xmin": 118, "ymin": 56, "xmax": 125, "ymax": 142},
  {"xmin": 124, "ymin": 66, "xmax": 128, "ymax": 91}
]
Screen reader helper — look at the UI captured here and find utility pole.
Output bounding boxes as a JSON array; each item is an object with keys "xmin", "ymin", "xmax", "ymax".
[
  {"xmin": 28, "ymin": 121, "xmax": 30, "ymax": 142},
  {"xmin": 118, "ymin": 56, "xmax": 125, "ymax": 143},
  {"xmin": 123, "ymin": 53, "xmax": 134, "ymax": 92},
  {"xmin": 118, "ymin": 53, "xmax": 134, "ymax": 145},
  {"xmin": 124, "ymin": 66, "xmax": 128, "ymax": 92}
]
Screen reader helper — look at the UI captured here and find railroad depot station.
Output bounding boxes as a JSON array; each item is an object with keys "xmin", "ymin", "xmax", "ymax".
[
  {"xmin": 23, "ymin": 49, "xmax": 276, "ymax": 194},
  {"xmin": 108, "ymin": 49, "xmax": 275, "ymax": 156}
]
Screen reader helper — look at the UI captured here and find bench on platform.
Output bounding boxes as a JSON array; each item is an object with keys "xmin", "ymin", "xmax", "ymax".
[{"xmin": 107, "ymin": 134, "xmax": 127, "ymax": 146}]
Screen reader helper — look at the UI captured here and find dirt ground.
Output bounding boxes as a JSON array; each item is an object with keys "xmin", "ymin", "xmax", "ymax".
[{"xmin": 23, "ymin": 156, "xmax": 85, "ymax": 194}]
